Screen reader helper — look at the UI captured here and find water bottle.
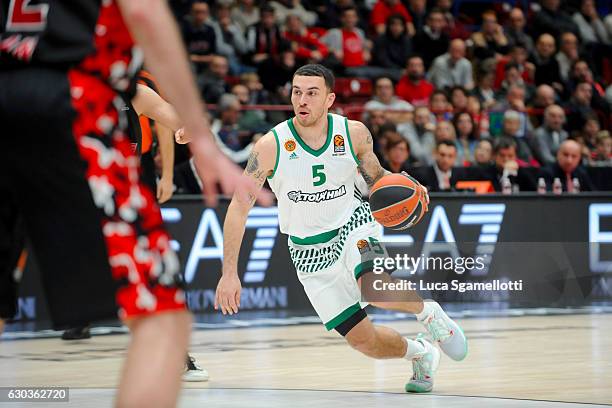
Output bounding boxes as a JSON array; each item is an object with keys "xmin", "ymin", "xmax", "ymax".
[
  {"xmin": 553, "ymin": 177, "xmax": 562, "ymax": 195},
  {"xmin": 537, "ymin": 177, "xmax": 546, "ymax": 194},
  {"xmin": 512, "ymin": 184, "xmax": 520, "ymax": 194},
  {"xmin": 502, "ymin": 176, "xmax": 512, "ymax": 195},
  {"xmin": 572, "ymin": 178, "xmax": 581, "ymax": 194}
]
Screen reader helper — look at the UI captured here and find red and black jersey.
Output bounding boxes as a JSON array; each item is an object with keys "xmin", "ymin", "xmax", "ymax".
[{"xmin": 1, "ymin": 0, "xmax": 140, "ymax": 94}]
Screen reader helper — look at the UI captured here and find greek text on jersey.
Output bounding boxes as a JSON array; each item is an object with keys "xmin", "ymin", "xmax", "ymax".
[{"xmin": 287, "ymin": 185, "xmax": 347, "ymax": 203}]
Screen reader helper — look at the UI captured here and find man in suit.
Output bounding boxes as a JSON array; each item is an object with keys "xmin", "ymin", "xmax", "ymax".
[
  {"xmin": 533, "ymin": 104, "xmax": 569, "ymax": 165},
  {"xmin": 485, "ymin": 138, "xmax": 537, "ymax": 192},
  {"xmin": 542, "ymin": 139, "xmax": 595, "ymax": 192},
  {"xmin": 413, "ymin": 140, "xmax": 465, "ymax": 192}
]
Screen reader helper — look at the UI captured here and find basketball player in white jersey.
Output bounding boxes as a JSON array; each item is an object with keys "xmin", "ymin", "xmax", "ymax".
[{"xmin": 215, "ymin": 64, "xmax": 467, "ymax": 392}]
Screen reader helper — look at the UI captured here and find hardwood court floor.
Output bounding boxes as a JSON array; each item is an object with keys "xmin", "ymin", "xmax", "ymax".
[{"xmin": 1, "ymin": 313, "xmax": 611, "ymax": 407}]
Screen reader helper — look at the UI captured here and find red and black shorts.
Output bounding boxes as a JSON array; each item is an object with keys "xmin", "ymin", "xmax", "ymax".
[{"xmin": 0, "ymin": 67, "xmax": 187, "ymax": 328}]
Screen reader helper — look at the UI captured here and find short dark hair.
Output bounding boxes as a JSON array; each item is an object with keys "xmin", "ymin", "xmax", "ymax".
[
  {"xmin": 340, "ymin": 6, "xmax": 358, "ymax": 15},
  {"xmin": 494, "ymin": 137, "xmax": 517, "ymax": 154},
  {"xmin": 293, "ymin": 64, "xmax": 335, "ymax": 91},
  {"xmin": 427, "ymin": 7, "xmax": 444, "ymax": 19},
  {"xmin": 436, "ymin": 140, "xmax": 457, "ymax": 150},
  {"xmin": 260, "ymin": 4, "xmax": 275, "ymax": 14}
]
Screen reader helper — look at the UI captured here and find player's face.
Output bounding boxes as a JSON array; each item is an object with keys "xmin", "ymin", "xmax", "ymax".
[{"xmin": 291, "ymin": 75, "xmax": 335, "ymax": 127}]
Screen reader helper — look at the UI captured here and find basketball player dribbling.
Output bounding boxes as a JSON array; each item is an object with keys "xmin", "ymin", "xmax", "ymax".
[{"xmin": 216, "ymin": 64, "xmax": 468, "ymax": 392}]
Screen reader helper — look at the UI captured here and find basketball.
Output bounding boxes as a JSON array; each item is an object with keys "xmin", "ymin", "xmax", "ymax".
[{"xmin": 369, "ymin": 173, "xmax": 428, "ymax": 230}]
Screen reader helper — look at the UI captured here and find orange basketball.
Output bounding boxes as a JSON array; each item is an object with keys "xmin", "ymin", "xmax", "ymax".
[{"xmin": 369, "ymin": 173, "xmax": 428, "ymax": 230}]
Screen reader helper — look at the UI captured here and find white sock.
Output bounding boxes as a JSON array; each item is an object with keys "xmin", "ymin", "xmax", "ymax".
[
  {"xmin": 404, "ymin": 338, "xmax": 426, "ymax": 360},
  {"xmin": 415, "ymin": 300, "xmax": 435, "ymax": 321}
]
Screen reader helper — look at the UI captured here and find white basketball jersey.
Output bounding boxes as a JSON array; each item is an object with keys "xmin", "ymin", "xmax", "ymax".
[{"xmin": 267, "ymin": 113, "xmax": 362, "ymax": 238}]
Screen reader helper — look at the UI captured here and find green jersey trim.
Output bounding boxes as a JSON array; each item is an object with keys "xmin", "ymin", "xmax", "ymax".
[
  {"xmin": 324, "ymin": 302, "xmax": 362, "ymax": 331},
  {"xmin": 344, "ymin": 117, "xmax": 360, "ymax": 165},
  {"xmin": 287, "ymin": 114, "xmax": 333, "ymax": 157},
  {"xmin": 267, "ymin": 129, "xmax": 281, "ymax": 180},
  {"xmin": 289, "ymin": 228, "xmax": 340, "ymax": 245}
]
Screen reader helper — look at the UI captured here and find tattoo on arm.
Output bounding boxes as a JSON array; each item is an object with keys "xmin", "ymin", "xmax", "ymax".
[
  {"xmin": 243, "ymin": 150, "xmax": 268, "ymax": 206},
  {"xmin": 356, "ymin": 124, "xmax": 388, "ymax": 187},
  {"xmin": 245, "ymin": 151, "xmax": 259, "ymax": 174}
]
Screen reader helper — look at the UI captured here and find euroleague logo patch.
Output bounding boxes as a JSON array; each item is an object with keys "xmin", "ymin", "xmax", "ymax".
[
  {"xmin": 285, "ymin": 139, "xmax": 297, "ymax": 152},
  {"xmin": 357, "ymin": 239, "xmax": 371, "ymax": 254},
  {"xmin": 333, "ymin": 134, "xmax": 345, "ymax": 155}
]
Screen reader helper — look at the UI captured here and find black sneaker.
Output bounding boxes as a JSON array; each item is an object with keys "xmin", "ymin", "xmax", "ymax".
[
  {"xmin": 61, "ymin": 326, "xmax": 91, "ymax": 340},
  {"xmin": 182, "ymin": 355, "xmax": 209, "ymax": 382}
]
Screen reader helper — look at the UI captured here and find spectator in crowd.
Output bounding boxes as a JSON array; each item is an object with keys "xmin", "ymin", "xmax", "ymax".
[
  {"xmin": 407, "ymin": 0, "xmax": 427, "ymax": 33},
  {"xmin": 232, "ymin": 0, "xmax": 261, "ymax": 34},
  {"xmin": 500, "ymin": 110, "xmax": 537, "ymax": 165},
  {"xmin": 210, "ymin": 5, "xmax": 250, "ymax": 74},
  {"xmin": 413, "ymin": 140, "xmax": 465, "ymax": 192},
  {"xmin": 395, "ymin": 55, "xmax": 435, "ymax": 106},
  {"xmin": 413, "ymin": 9, "xmax": 450, "ymax": 69},
  {"xmin": 505, "ymin": 8, "xmax": 534, "ymax": 54},
  {"xmin": 429, "ymin": 89, "xmax": 452, "ymax": 120},
  {"xmin": 381, "ymin": 132, "xmax": 416, "ymax": 172},
  {"xmin": 486, "ymin": 137, "xmax": 537, "ymax": 192},
  {"xmin": 364, "ymin": 110, "xmax": 395, "ymax": 160},
  {"xmin": 435, "ymin": 0, "xmax": 471, "ymax": 40},
  {"xmin": 498, "ymin": 62, "xmax": 530, "ymax": 98},
  {"xmin": 453, "ymin": 111, "xmax": 478, "ymax": 165},
  {"xmin": 472, "ymin": 69, "xmax": 496, "ymax": 109},
  {"xmin": 373, "ymin": 15, "xmax": 413, "ymax": 81},
  {"xmin": 494, "ymin": 43, "xmax": 535, "ymax": 91},
  {"xmin": 467, "ymin": 95, "xmax": 490, "ymax": 138},
  {"xmin": 283, "ymin": 14, "xmax": 329, "ymax": 65},
  {"xmin": 494, "ymin": 84, "xmax": 530, "ymax": 118},
  {"xmin": 230, "ymin": 84, "xmax": 271, "ymax": 133},
  {"xmin": 572, "ymin": 0, "xmax": 610, "ymax": 47},
  {"xmin": 530, "ymin": 34, "xmax": 563, "ymax": 91},
  {"xmin": 434, "ymin": 120, "xmax": 456, "ymax": 144},
  {"xmin": 270, "ymin": 0, "xmax": 317, "ymax": 27},
  {"xmin": 581, "ymin": 113, "xmax": 601, "ymax": 150},
  {"xmin": 258, "ymin": 46, "xmax": 296, "ymax": 122},
  {"xmin": 245, "ymin": 5, "xmax": 286, "ymax": 67},
  {"xmin": 321, "ymin": 6, "xmax": 385, "ymax": 78},
  {"xmin": 590, "ymin": 131, "xmax": 612, "ymax": 166},
  {"xmin": 364, "ymin": 77, "xmax": 414, "ymax": 124},
  {"xmin": 369, "ymin": 0, "xmax": 414, "ymax": 36},
  {"xmin": 555, "ymin": 32, "xmax": 580, "ymax": 82},
  {"xmin": 470, "ymin": 11, "xmax": 510, "ymax": 62},
  {"xmin": 532, "ymin": 0, "xmax": 579, "ymax": 40},
  {"xmin": 312, "ymin": 0, "xmax": 355, "ymax": 30},
  {"xmin": 565, "ymin": 81, "xmax": 596, "ymax": 132},
  {"xmin": 397, "ymin": 105, "xmax": 436, "ymax": 165},
  {"xmin": 473, "ymin": 138, "xmax": 494, "ymax": 167},
  {"xmin": 567, "ymin": 60, "xmax": 610, "ymax": 116},
  {"xmin": 200, "ymin": 55, "xmax": 230, "ymax": 104},
  {"xmin": 212, "ymin": 93, "xmax": 255, "ymax": 165},
  {"xmin": 240, "ymin": 72, "xmax": 271, "ymax": 105},
  {"xmin": 529, "ymin": 84, "xmax": 557, "ymax": 127},
  {"xmin": 542, "ymin": 139, "xmax": 595, "ymax": 191},
  {"xmin": 181, "ymin": 1, "xmax": 217, "ymax": 72},
  {"xmin": 450, "ymin": 86, "xmax": 469, "ymax": 114},
  {"xmin": 533, "ymin": 104, "xmax": 568, "ymax": 165},
  {"xmin": 428, "ymin": 39, "xmax": 474, "ymax": 91}
]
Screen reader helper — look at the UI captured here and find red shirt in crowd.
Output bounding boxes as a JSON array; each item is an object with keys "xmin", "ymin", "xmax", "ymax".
[
  {"xmin": 284, "ymin": 30, "xmax": 329, "ymax": 61},
  {"xmin": 342, "ymin": 30, "xmax": 365, "ymax": 67},
  {"xmin": 370, "ymin": 0, "xmax": 412, "ymax": 28},
  {"xmin": 395, "ymin": 77, "xmax": 434, "ymax": 106}
]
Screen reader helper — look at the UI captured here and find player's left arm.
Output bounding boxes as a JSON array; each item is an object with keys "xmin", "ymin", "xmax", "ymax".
[
  {"xmin": 349, "ymin": 120, "xmax": 390, "ymax": 188},
  {"xmin": 132, "ymin": 84, "xmax": 182, "ymax": 132},
  {"xmin": 350, "ymin": 120, "xmax": 429, "ymax": 199}
]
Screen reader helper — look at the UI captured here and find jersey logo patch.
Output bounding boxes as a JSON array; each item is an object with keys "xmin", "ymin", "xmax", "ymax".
[
  {"xmin": 285, "ymin": 139, "xmax": 297, "ymax": 152},
  {"xmin": 333, "ymin": 134, "xmax": 346, "ymax": 155},
  {"xmin": 287, "ymin": 185, "xmax": 346, "ymax": 203},
  {"xmin": 289, "ymin": 152, "xmax": 299, "ymax": 160}
]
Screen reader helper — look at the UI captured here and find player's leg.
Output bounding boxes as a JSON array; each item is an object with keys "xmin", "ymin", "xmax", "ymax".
[
  {"xmin": 67, "ymin": 70, "xmax": 191, "ymax": 406},
  {"xmin": 352, "ymin": 223, "xmax": 468, "ymax": 362},
  {"xmin": 0, "ymin": 195, "xmax": 23, "ymax": 336}
]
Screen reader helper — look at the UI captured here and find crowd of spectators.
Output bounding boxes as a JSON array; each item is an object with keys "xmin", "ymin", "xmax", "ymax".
[{"xmin": 165, "ymin": 0, "xmax": 612, "ymax": 194}]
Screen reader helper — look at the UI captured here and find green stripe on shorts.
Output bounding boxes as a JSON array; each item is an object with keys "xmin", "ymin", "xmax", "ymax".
[{"xmin": 324, "ymin": 302, "xmax": 362, "ymax": 331}]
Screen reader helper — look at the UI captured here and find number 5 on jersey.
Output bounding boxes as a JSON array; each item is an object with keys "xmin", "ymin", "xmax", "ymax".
[{"xmin": 312, "ymin": 164, "xmax": 326, "ymax": 186}]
